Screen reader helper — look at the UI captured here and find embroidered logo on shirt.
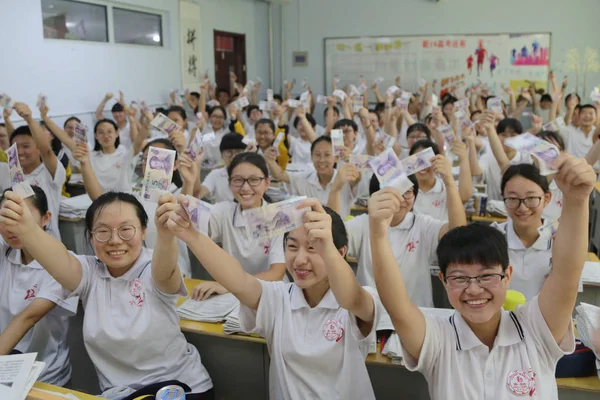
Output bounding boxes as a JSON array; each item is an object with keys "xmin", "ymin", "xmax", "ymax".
[
  {"xmin": 115, "ymin": 162, "xmax": 121, "ymax": 169},
  {"xmin": 432, "ymin": 200, "xmax": 443, "ymax": 208},
  {"xmin": 24, "ymin": 284, "xmax": 39, "ymax": 300},
  {"xmin": 323, "ymin": 319, "xmax": 344, "ymax": 342},
  {"xmin": 260, "ymin": 240, "xmax": 270, "ymax": 255},
  {"xmin": 406, "ymin": 240, "xmax": 419, "ymax": 253},
  {"xmin": 507, "ymin": 369, "xmax": 536, "ymax": 396},
  {"xmin": 556, "ymin": 200, "xmax": 563, "ymax": 208},
  {"xmin": 129, "ymin": 278, "xmax": 144, "ymax": 307}
]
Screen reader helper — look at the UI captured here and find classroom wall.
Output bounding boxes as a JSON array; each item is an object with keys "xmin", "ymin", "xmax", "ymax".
[
  {"xmin": 275, "ymin": 0, "xmax": 600, "ymax": 99},
  {"xmin": 0, "ymin": 0, "xmax": 181, "ymax": 121}
]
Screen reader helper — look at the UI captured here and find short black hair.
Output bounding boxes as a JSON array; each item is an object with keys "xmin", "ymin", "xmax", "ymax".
[
  {"xmin": 294, "ymin": 113, "xmax": 317, "ymax": 129},
  {"xmin": 470, "ymin": 110, "xmax": 482, "ymax": 119},
  {"xmin": 579, "ymin": 104, "xmax": 597, "ymax": 114},
  {"xmin": 217, "ymin": 88, "xmax": 229, "ymax": 96},
  {"xmin": 284, "ymin": 205, "xmax": 348, "ymax": 251},
  {"xmin": 255, "ymin": 118, "xmax": 275, "ymax": 133},
  {"xmin": 374, "ymin": 102, "xmax": 386, "ymax": 115},
  {"xmin": 190, "ymin": 92, "xmax": 200, "ymax": 100},
  {"xmin": 409, "ymin": 139, "xmax": 440, "ymax": 156},
  {"xmin": 246, "ymin": 105, "xmax": 260, "ymax": 118},
  {"xmin": 437, "ymin": 224, "xmax": 509, "ymax": 275},
  {"xmin": 369, "ymin": 173, "xmax": 419, "ymax": 199},
  {"xmin": 1, "ymin": 185, "xmax": 49, "ymax": 216},
  {"xmin": 537, "ymin": 130, "xmax": 565, "ymax": 151},
  {"xmin": 565, "ymin": 93, "xmax": 581, "ymax": 106},
  {"xmin": 111, "ymin": 103, "xmax": 124, "ymax": 113},
  {"xmin": 227, "ymin": 152, "xmax": 269, "ymax": 179},
  {"xmin": 333, "ymin": 119, "xmax": 357, "ymax": 132},
  {"xmin": 311, "ymin": 135, "xmax": 331, "ymax": 154},
  {"xmin": 406, "ymin": 123, "xmax": 431, "ymax": 139},
  {"xmin": 442, "ymin": 96, "xmax": 457, "ymax": 109},
  {"xmin": 208, "ymin": 105, "xmax": 227, "ymax": 118},
  {"xmin": 496, "ymin": 118, "xmax": 523, "ymax": 135},
  {"xmin": 63, "ymin": 116, "xmax": 81, "ymax": 129},
  {"xmin": 93, "ymin": 119, "xmax": 120, "ymax": 151},
  {"xmin": 85, "ymin": 192, "xmax": 148, "ymax": 239},
  {"xmin": 501, "ymin": 164, "xmax": 549, "ymax": 195},
  {"xmin": 10, "ymin": 125, "xmax": 33, "ymax": 144},
  {"xmin": 167, "ymin": 105, "xmax": 187, "ymax": 121},
  {"xmin": 273, "ymin": 94, "xmax": 283, "ymax": 103},
  {"xmin": 324, "ymin": 105, "xmax": 340, "ymax": 118},
  {"xmin": 540, "ymin": 94, "xmax": 553, "ymax": 103}
]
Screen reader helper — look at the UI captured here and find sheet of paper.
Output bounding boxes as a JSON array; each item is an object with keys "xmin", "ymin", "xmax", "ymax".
[
  {"xmin": 177, "ymin": 293, "xmax": 239, "ymax": 322},
  {"xmin": 582, "ymin": 262, "xmax": 600, "ymax": 284},
  {"xmin": 242, "ymin": 197, "xmax": 309, "ymax": 242},
  {"xmin": 141, "ymin": 147, "xmax": 176, "ymax": 202},
  {"xmin": 0, "ymin": 93, "xmax": 15, "ymax": 108},
  {"xmin": 332, "ymin": 90, "xmax": 346, "ymax": 101},
  {"xmin": 0, "ymin": 352, "xmax": 36, "ymax": 400}
]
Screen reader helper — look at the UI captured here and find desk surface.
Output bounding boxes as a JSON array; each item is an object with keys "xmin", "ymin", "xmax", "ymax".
[
  {"xmin": 179, "ymin": 279, "xmax": 600, "ymax": 392},
  {"xmin": 595, "ymin": 182, "xmax": 600, "ymax": 194},
  {"xmin": 469, "ymin": 214, "xmax": 507, "ymax": 223},
  {"xmin": 28, "ymin": 382, "xmax": 100, "ymax": 399}
]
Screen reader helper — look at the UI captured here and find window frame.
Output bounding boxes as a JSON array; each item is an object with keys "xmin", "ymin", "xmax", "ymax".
[{"xmin": 41, "ymin": 0, "xmax": 110, "ymax": 43}]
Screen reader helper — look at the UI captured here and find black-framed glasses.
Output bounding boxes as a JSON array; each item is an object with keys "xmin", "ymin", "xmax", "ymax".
[
  {"xmin": 402, "ymin": 190, "xmax": 416, "ymax": 200},
  {"xmin": 445, "ymin": 273, "xmax": 505, "ymax": 289},
  {"xmin": 229, "ymin": 176, "xmax": 266, "ymax": 187},
  {"xmin": 503, "ymin": 196, "xmax": 542, "ymax": 209},
  {"xmin": 92, "ymin": 225, "xmax": 137, "ymax": 242}
]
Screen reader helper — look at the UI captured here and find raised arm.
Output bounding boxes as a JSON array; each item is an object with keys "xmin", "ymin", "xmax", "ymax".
[
  {"xmin": 0, "ymin": 192, "xmax": 82, "ymax": 291},
  {"xmin": 41, "ymin": 108, "xmax": 76, "ymax": 152},
  {"xmin": 167, "ymin": 195, "xmax": 263, "ymax": 309},
  {"xmin": 539, "ymin": 155, "xmax": 595, "ymax": 342},
  {"xmin": 264, "ymin": 148, "xmax": 290, "ymax": 183},
  {"xmin": 433, "ymin": 155, "xmax": 467, "ymax": 238},
  {"xmin": 564, "ymin": 96, "xmax": 577, "ymax": 126},
  {"xmin": 372, "ymin": 81, "xmax": 384, "ymax": 103},
  {"xmin": 358, "ymin": 107, "xmax": 377, "ymax": 156},
  {"xmin": 481, "ymin": 110, "xmax": 511, "ymax": 173},
  {"xmin": 14, "ymin": 103, "xmax": 58, "ymax": 177},
  {"xmin": 451, "ymin": 141, "xmax": 473, "ymax": 203},
  {"xmin": 0, "ymin": 298, "xmax": 56, "ymax": 355},
  {"xmin": 462, "ymin": 125, "xmax": 483, "ymax": 177},
  {"xmin": 129, "ymin": 107, "xmax": 146, "ymax": 156},
  {"xmin": 73, "ymin": 142, "xmax": 103, "ymax": 200},
  {"xmin": 326, "ymin": 163, "xmax": 360, "ymax": 215},
  {"xmin": 95, "ymin": 93, "xmax": 113, "ymax": 120},
  {"xmin": 296, "ymin": 104, "xmax": 317, "ymax": 143},
  {"xmin": 324, "ymin": 97, "xmax": 337, "ymax": 136},
  {"xmin": 369, "ymin": 188, "xmax": 426, "ymax": 360},
  {"xmin": 3, "ymin": 108, "xmax": 14, "ymax": 136}
]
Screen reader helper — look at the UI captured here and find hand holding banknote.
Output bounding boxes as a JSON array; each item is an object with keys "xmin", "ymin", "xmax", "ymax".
[
  {"xmin": 13, "ymin": 102, "xmax": 32, "ymax": 121},
  {"xmin": 72, "ymin": 142, "xmax": 90, "ymax": 165},
  {"xmin": 155, "ymin": 192, "xmax": 178, "ymax": 238},
  {"xmin": 332, "ymin": 163, "xmax": 360, "ymax": 192},
  {"xmin": 167, "ymin": 194, "xmax": 198, "ymax": 243},
  {"xmin": 368, "ymin": 188, "xmax": 403, "ymax": 235},
  {"xmin": 178, "ymin": 152, "xmax": 198, "ymax": 187},
  {"xmin": 431, "ymin": 155, "xmax": 453, "ymax": 183},
  {"xmin": 297, "ymin": 198, "xmax": 335, "ymax": 255}
]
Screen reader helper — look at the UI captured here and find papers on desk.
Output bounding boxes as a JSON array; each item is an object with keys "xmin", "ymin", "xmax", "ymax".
[
  {"xmin": 59, "ymin": 194, "xmax": 92, "ymax": 219},
  {"xmin": 582, "ymin": 262, "xmax": 600, "ymax": 285},
  {"xmin": 223, "ymin": 304, "xmax": 243, "ymax": 335},
  {"xmin": 487, "ymin": 200, "xmax": 508, "ymax": 217},
  {"xmin": 0, "ymin": 353, "xmax": 45, "ymax": 400},
  {"xmin": 177, "ymin": 293, "xmax": 239, "ymax": 322},
  {"xmin": 574, "ymin": 303, "xmax": 600, "ymax": 378}
]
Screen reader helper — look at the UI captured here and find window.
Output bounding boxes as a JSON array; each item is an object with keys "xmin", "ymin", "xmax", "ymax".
[
  {"xmin": 41, "ymin": 0, "xmax": 108, "ymax": 42},
  {"xmin": 113, "ymin": 7, "xmax": 163, "ymax": 47}
]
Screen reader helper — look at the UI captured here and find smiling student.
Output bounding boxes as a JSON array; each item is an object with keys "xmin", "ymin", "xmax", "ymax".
[
  {"xmin": 0, "ymin": 191, "xmax": 213, "ymax": 398},
  {"xmin": 369, "ymin": 154, "xmax": 594, "ymax": 399},
  {"xmin": 167, "ymin": 197, "xmax": 380, "ymax": 400}
]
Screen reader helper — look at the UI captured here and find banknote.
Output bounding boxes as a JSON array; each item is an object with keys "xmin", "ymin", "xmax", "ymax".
[
  {"xmin": 542, "ymin": 116, "xmax": 566, "ymax": 132},
  {"xmin": 316, "ymin": 95, "xmax": 328, "ymax": 105},
  {"xmin": 504, "ymin": 133, "xmax": 560, "ymax": 176},
  {"xmin": 267, "ymin": 89, "xmax": 274, "ymax": 102},
  {"xmin": 235, "ymin": 96, "xmax": 250, "ymax": 109},
  {"xmin": 454, "ymin": 108, "xmax": 467, "ymax": 120},
  {"xmin": 0, "ymin": 93, "xmax": 15, "ymax": 108},
  {"xmin": 538, "ymin": 218, "xmax": 559, "ymax": 239},
  {"xmin": 36, "ymin": 94, "xmax": 47, "ymax": 108},
  {"xmin": 418, "ymin": 77, "xmax": 427, "ymax": 87},
  {"xmin": 182, "ymin": 195, "xmax": 212, "ymax": 234},
  {"xmin": 376, "ymin": 131, "xmax": 396, "ymax": 148},
  {"xmin": 386, "ymin": 86, "xmax": 401, "ymax": 96},
  {"xmin": 349, "ymin": 85, "xmax": 361, "ymax": 97},
  {"xmin": 486, "ymin": 97, "xmax": 503, "ymax": 114},
  {"xmin": 141, "ymin": 147, "xmax": 176, "ymax": 202},
  {"xmin": 242, "ymin": 196, "xmax": 309, "ymax": 242},
  {"xmin": 300, "ymin": 91, "xmax": 310, "ymax": 109},
  {"xmin": 187, "ymin": 132, "xmax": 215, "ymax": 161},
  {"xmin": 454, "ymin": 98, "xmax": 470, "ymax": 109},
  {"xmin": 358, "ymin": 83, "xmax": 368, "ymax": 93},
  {"xmin": 287, "ymin": 99, "xmax": 300, "ymax": 108},
  {"xmin": 7, "ymin": 143, "xmax": 34, "ymax": 198},
  {"xmin": 73, "ymin": 122, "xmax": 88, "ymax": 143},
  {"xmin": 349, "ymin": 154, "xmax": 372, "ymax": 171},
  {"xmin": 332, "ymin": 90, "xmax": 346, "ymax": 101},
  {"xmin": 150, "ymin": 114, "xmax": 180, "ymax": 135},
  {"xmin": 368, "ymin": 148, "xmax": 414, "ymax": 195},
  {"xmin": 591, "ymin": 88, "xmax": 600, "ymax": 102},
  {"xmin": 374, "ymin": 77, "xmax": 384, "ymax": 85},
  {"xmin": 272, "ymin": 131, "xmax": 285, "ymax": 156},
  {"xmin": 437, "ymin": 124, "xmax": 456, "ymax": 144},
  {"xmin": 399, "ymin": 147, "xmax": 435, "ymax": 176},
  {"xmin": 331, "ymin": 129, "xmax": 345, "ymax": 157}
]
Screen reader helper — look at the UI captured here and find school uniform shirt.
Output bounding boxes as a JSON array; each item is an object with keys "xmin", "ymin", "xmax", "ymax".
[
  {"xmin": 316, "ymin": 124, "xmax": 326, "ymax": 137},
  {"xmin": 202, "ymin": 127, "xmax": 229, "ymax": 165},
  {"xmin": 25, "ymin": 162, "xmax": 66, "ymax": 241},
  {"xmin": 478, "ymin": 151, "xmax": 532, "ymax": 201},
  {"xmin": 413, "ymin": 177, "xmax": 448, "ymax": 222},
  {"xmin": 0, "ymin": 163, "xmax": 10, "ymax": 191},
  {"xmin": 202, "ymin": 166, "xmax": 233, "ymax": 203},
  {"xmin": 491, "ymin": 219, "xmax": 552, "ymax": 300},
  {"xmin": 287, "ymin": 135, "xmax": 312, "ymax": 165},
  {"xmin": 0, "ymin": 243, "xmax": 78, "ymax": 386},
  {"xmin": 560, "ymin": 125, "xmax": 596, "ymax": 158},
  {"xmin": 89, "ymin": 145, "xmax": 134, "ymax": 192},
  {"xmin": 208, "ymin": 201, "xmax": 285, "ymax": 275},
  {"xmin": 346, "ymin": 213, "xmax": 445, "ymax": 307},
  {"xmin": 352, "ymin": 137, "xmax": 367, "ymax": 155},
  {"xmin": 401, "ymin": 296, "xmax": 575, "ymax": 400},
  {"xmin": 71, "ymin": 249, "xmax": 212, "ymax": 393},
  {"xmin": 118, "ymin": 121, "xmax": 131, "ymax": 148},
  {"xmin": 287, "ymin": 169, "xmax": 357, "ymax": 219},
  {"xmin": 239, "ymin": 280, "xmax": 380, "ymax": 400},
  {"xmin": 543, "ymin": 180, "xmax": 563, "ymax": 221}
]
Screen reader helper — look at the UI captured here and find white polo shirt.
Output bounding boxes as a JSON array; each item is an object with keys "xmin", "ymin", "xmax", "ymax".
[
  {"xmin": 413, "ymin": 177, "xmax": 448, "ymax": 222},
  {"xmin": 402, "ymin": 296, "xmax": 575, "ymax": 399},
  {"xmin": 24, "ymin": 162, "xmax": 66, "ymax": 241},
  {"xmin": 71, "ymin": 250, "xmax": 212, "ymax": 393},
  {"xmin": 89, "ymin": 145, "xmax": 134, "ymax": 192},
  {"xmin": 202, "ymin": 167, "xmax": 233, "ymax": 203},
  {"xmin": 346, "ymin": 213, "xmax": 445, "ymax": 307},
  {"xmin": 0, "ymin": 243, "xmax": 78, "ymax": 386},
  {"xmin": 560, "ymin": 125, "xmax": 595, "ymax": 158},
  {"xmin": 287, "ymin": 135, "xmax": 312, "ymax": 165},
  {"xmin": 543, "ymin": 180, "xmax": 563, "ymax": 221},
  {"xmin": 288, "ymin": 170, "xmax": 357, "ymax": 219},
  {"xmin": 202, "ymin": 127, "xmax": 229, "ymax": 165},
  {"xmin": 209, "ymin": 201, "xmax": 285, "ymax": 275},
  {"xmin": 118, "ymin": 121, "xmax": 131, "ymax": 148},
  {"xmin": 239, "ymin": 280, "xmax": 380, "ymax": 400},
  {"xmin": 479, "ymin": 151, "xmax": 532, "ymax": 201},
  {"xmin": 491, "ymin": 219, "xmax": 552, "ymax": 300}
]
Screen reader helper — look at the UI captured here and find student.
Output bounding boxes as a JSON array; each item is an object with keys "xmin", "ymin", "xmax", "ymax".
[
  {"xmin": 0, "ymin": 122, "xmax": 9, "ymax": 150},
  {"xmin": 95, "ymin": 93, "xmax": 130, "ymax": 147},
  {"xmin": 564, "ymin": 94, "xmax": 581, "ymax": 127},
  {"xmin": 266, "ymin": 136, "xmax": 360, "ymax": 219},
  {"xmin": 183, "ymin": 91, "xmax": 201, "ymax": 125},
  {"xmin": 201, "ymin": 106, "xmax": 231, "ymax": 165},
  {"xmin": 333, "ymin": 119, "xmax": 366, "ymax": 156},
  {"xmin": 490, "ymin": 164, "xmax": 558, "ymax": 300},
  {"xmin": 158, "ymin": 105, "xmax": 193, "ymax": 144},
  {"xmin": 191, "ymin": 152, "xmax": 286, "ymax": 300},
  {"xmin": 369, "ymin": 154, "xmax": 594, "ymax": 399},
  {"xmin": 38, "ymin": 108, "xmax": 72, "ymax": 197},
  {"xmin": 194, "ymin": 132, "xmax": 245, "ymax": 203},
  {"xmin": 10, "ymin": 103, "xmax": 66, "ymax": 240},
  {"xmin": 60, "ymin": 116, "xmax": 83, "ymax": 169},
  {"xmin": 287, "ymin": 106, "xmax": 318, "ymax": 165},
  {"xmin": 346, "ymin": 157, "xmax": 467, "ymax": 307},
  {"xmin": 560, "ymin": 104, "xmax": 597, "ymax": 157},
  {"xmin": 167, "ymin": 197, "xmax": 380, "ymax": 400},
  {"xmin": 410, "ymin": 140, "xmax": 472, "ymax": 221},
  {"xmin": 254, "ymin": 118, "xmax": 290, "ymax": 170},
  {"xmin": 241, "ymin": 105, "xmax": 263, "ymax": 138},
  {"xmin": 0, "ymin": 191, "xmax": 214, "ymax": 397},
  {"xmin": 0, "ymin": 186, "xmax": 77, "ymax": 386}
]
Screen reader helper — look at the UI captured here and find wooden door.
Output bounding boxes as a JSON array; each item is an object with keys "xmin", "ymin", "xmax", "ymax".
[{"xmin": 214, "ymin": 30, "xmax": 247, "ymax": 92}]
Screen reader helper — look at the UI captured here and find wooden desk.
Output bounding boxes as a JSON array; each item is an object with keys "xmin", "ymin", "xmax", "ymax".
[
  {"xmin": 28, "ymin": 382, "xmax": 100, "ymax": 399},
  {"xmin": 351, "ymin": 205, "xmax": 368, "ymax": 215},
  {"xmin": 595, "ymin": 182, "xmax": 600, "ymax": 194},
  {"xmin": 588, "ymin": 252, "xmax": 600, "ymax": 262},
  {"xmin": 469, "ymin": 214, "xmax": 507, "ymax": 224},
  {"xmin": 556, "ymin": 376, "xmax": 600, "ymax": 393}
]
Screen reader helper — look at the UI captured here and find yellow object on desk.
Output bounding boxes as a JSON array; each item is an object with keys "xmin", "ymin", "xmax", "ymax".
[
  {"xmin": 28, "ymin": 382, "xmax": 100, "ymax": 399},
  {"xmin": 503, "ymin": 290, "xmax": 526, "ymax": 311},
  {"xmin": 469, "ymin": 214, "xmax": 507, "ymax": 223}
]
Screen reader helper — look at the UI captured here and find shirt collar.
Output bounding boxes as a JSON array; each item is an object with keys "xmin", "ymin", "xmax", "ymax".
[
  {"xmin": 450, "ymin": 309, "xmax": 524, "ymax": 351},
  {"xmin": 232, "ymin": 199, "xmax": 267, "ymax": 228},
  {"xmin": 419, "ymin": 177, "xmax": 444, "ymax": 194},
  {"xmin": 505, "ymin": 219, "xmax": 551, "ymax": 251},
  {"xmin": 307, "ymin": 170, "xmax": 336, "ymax": 189},
  {"xmin": 290, "ymin": 284, "xmax": 340, "ymax": 310},
  {"xmin": 95, "ymin": 249, "xmax": 152, "ymax": 281},
  {"xmin": 390, "ymin": 212, "xmax": 416, "ymax": 231},
  {"xmin": 6, "ymin": 248, "xmax": 43, "ymax": 269}
]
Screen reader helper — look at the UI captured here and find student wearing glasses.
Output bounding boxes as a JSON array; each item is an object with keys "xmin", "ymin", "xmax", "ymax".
[
  {"xmin": 369, "ymin": 154, "xmax": 594, "ymax": 399},
  {"xmin": 345, "ymin": 154, "xmax": 467, "ymax": 308},
  {"xmin": 0, "ymin": 191, "xmax": 213, "ymax": 398},
  {"xmin": 190, "ymin": 152, "xmax": 286, "ymax": 300}
]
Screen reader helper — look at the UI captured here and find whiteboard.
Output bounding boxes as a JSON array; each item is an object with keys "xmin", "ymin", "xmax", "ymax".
[{"xmin": 324, "ymin": 33, "xmax": 551, "ymax": 99}]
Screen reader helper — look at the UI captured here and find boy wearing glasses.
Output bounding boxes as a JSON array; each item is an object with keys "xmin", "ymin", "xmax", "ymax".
[
  {"xmin": 369, "ymin": 154, "xmax": 594, "ymax": 399},
  {"xmin": 345, "ymin": 153, "xmax": 467, "ymax": 308}
]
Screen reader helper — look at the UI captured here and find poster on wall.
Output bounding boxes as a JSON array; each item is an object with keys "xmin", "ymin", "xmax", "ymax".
[
  {"xmin": 180, "ymin": 0, "xmax": 203, "ymax": 90},
  {"xmin": 324, "ymin": 33, "xmax": 551, "ymax": 99}
]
